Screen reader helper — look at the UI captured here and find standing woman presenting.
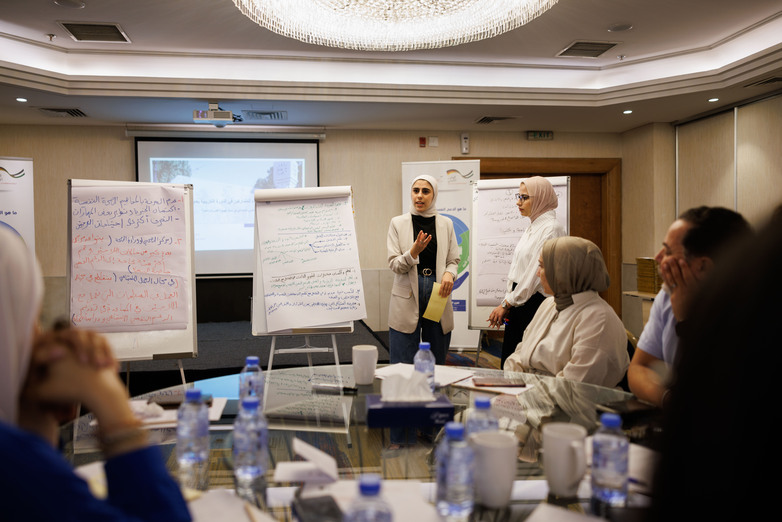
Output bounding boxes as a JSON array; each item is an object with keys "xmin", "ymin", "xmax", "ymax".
[
  {"xmin": 488, "ymin": 176, "xmax": 566, "ymax": 367},
  {"xmin": 387, "ymin": 174, "xmax": 460, "ymax": 365}
]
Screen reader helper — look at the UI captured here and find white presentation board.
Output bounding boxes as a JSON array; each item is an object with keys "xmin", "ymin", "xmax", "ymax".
[
  {"xmin": 469, "ymin": 176, "xmax": 570, "ymax": 330},
  {"xmin": 67, "ymin": 179, "xmax": 197, "ymax": 361},
  {"xmin": 252, "ymin": 186, "xmax": 365, "ymax": 335}
]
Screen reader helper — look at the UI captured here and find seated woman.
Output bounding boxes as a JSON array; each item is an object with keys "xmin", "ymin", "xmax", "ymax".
[
  {"xmin": 503, "ymin": 236, "xmax": 629, "ymax": 388},
  {"xmin": 0, "ymin": 227, "xmax": 191, "ymax": 522}
]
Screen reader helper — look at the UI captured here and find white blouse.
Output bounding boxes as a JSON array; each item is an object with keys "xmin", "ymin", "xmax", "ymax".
[
  {"xmin": 503, "ymin": 291, "xmax": 629, "ymax": 388},
  {"xmin": 504, "ymin": 210, "xmax": 566, "ymax": 307}
]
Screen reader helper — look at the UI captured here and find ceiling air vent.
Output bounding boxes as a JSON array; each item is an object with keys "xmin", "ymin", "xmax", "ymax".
[
  {"xmin": 744, "ymin": 77, "xmax": 782, "ymax": 88},
  {"xmin": 557, "ymin": 41, "xmax": 618, "ymax": 58},
  {"xmin": 59, "ymin": 22, "xmax": 131, "ymax": 43},
  {"xmin": 38, "ymin": 107, "xmax": 88, "ymax": 118},
  {"xmin": 474, "ymin": 116, "xmax": 514, "ymax": 124},
  {"xmin": 243, "ymin": 110, "xmax": 289, "ymax": 121}
]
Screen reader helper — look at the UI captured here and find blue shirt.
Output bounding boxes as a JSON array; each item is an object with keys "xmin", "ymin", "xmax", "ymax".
[
  {"xmin": 637, "ymin": 289, "xmax": 679, "ymax": 364},
  {"xmin": 0, "ymin": 421, "xmax": 191, "ymax": 522}
]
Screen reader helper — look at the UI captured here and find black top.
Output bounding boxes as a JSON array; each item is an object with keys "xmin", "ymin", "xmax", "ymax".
[{"xmin": 412, "ymin": 214, "xmax": 437, "ymax": 275}]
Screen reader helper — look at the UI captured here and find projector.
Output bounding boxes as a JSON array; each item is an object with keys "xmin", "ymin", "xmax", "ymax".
[{"xmin": 193, "ymin": 108, "xmax": 233, "ymax": 127}]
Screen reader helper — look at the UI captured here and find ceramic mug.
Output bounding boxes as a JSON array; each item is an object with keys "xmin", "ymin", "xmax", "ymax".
[
  {"xmin": 541, "ymin": 422, "xmax": 587, "ymax": 498},
  {"xmin": 352, "ymin": 345, "xmax": 378, "ymax": 385},
  {"xmin": 470, "ymin": 430, "xmax": 519, "ymax": 508}
]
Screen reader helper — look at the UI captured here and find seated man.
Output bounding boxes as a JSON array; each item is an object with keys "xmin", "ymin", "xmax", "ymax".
[{"xmin": 628, "ymin": 206, "xmax": 751, "ymax": 406}]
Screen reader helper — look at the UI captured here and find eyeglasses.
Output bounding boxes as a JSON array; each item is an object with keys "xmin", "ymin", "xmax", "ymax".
[{"xmin": 515, "ymin": 194, "xmax": 531, "ymax": 202}]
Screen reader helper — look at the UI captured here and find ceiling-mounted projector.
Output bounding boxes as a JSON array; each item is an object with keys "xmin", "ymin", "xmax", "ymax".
[{"xmin": 193, "ymin": 102, "xmax": 233, "ymax": 127}]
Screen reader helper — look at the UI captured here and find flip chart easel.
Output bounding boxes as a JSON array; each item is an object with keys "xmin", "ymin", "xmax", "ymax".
[
  {"xmin": 67, "ymin": 179, "xmax": 197, "ymax": 379},
  {"xmin": 251, "ymin": 186, "xmax": 366, "ymax": 371}
]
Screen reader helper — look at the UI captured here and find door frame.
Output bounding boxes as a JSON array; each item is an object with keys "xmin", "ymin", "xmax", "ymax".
[{"xmin": 458, "ymin": 157, "xmax": 622, "ymax": 316}]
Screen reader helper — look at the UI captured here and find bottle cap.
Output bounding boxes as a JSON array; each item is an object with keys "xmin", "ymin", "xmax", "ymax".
[
  {"xmin": 445, "ymin": 421, "xmax": 465, "ymax": 440},
  {"xmin": 600, "ymin": 412, "xmax": 622, "ymax": 429},
  {"xmin": 246, "ymin": 355, "xmax": 260, "ymax": 366},
  {"xmin": 419, "ymin": 342, "xmax": 431, "ymax": 351},
  {"xmin": 474, "ymin": 396, "xmax": 491, "ymax": 409},
  {"xmin": 241, "ymin": 396, "xmax": 260, "ymax": 411},
  {"xmin": 185, "ymin": 388, "xmax": 202, "ymax": 402},
  {"xmin": 358, "ymin": 473, "xmax": 382, "ymax": 496}
]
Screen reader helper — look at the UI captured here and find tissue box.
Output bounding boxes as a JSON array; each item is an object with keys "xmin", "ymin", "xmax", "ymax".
[{"xmin": 365, "ymin": 394, "xmax": 454, "ymax": 428}]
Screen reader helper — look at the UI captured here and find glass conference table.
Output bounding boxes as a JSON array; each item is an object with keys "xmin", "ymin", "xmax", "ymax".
[{"xmin": 63, "ymin": 365, "xmax": 635, "ymax": 520}]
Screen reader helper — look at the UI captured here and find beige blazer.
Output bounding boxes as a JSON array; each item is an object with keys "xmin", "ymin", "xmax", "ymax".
[{"xmin": 387, "ymin": 213, "xmax": 460, "ymax": 334}]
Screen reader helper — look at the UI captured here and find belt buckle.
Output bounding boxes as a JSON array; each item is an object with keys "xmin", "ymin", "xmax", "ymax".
[{"xmin": 422, "ymin": 268, "xmax": 433, "ymax": 276}]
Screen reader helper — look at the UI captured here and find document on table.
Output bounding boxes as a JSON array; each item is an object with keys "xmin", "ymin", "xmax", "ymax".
[
  {"xmin": 422, "ymin": 282, "xmax": 447, "ymax": 322},
  {"xmin": 375, "ymin": 363, "xmax": 473, "ymax": 387}
]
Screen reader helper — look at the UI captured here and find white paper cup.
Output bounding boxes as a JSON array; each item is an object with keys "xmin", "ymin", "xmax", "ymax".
[
  {"xmin": 352, "ymin": 345, "xmax": 378, "ymax": 385},
  {"xmin": 541, "ymin": 422, "xmax": 587, "ymax": 498},
  {"xmin": 470, "ymin": 430, "xmax": 519, "ymax": 508}
]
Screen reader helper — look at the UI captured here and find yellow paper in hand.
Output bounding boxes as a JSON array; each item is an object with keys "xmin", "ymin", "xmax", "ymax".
[{"xmin": 423, "ymin": 282, "xmax": 448, "ymax": 322}]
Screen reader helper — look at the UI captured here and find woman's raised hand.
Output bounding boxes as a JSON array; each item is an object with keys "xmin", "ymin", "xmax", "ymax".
[{"xmin": 410, "ymin": 230, "xmax": 432, "ymax": 258}]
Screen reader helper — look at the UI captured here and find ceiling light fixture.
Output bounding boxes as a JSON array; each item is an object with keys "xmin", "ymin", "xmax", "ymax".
[
  {"xmin": 623, "ymin": 110, "xmax": 633, "ymax": 114},
  {"xmin": 708, "ymin": 97, "xmax": 719, "ymax": 102},
  {"xmin": 16, "ymin": 97, "xmax": 28, "ymax": 103},
  {"xmin": 231, "ymin": 0, "xmax": 559, "ymax": 51}
]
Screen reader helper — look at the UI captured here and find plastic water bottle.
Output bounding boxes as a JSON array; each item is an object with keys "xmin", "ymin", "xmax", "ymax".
[
  {"xmin": 465, "ymin": 396, "xmax": 499, "ymax": 436},
  {"xmin": 176, "ymin": 388, "xmax": 209, "ymax": 490},
  {"xmin": 413, "ymin": 341, "xmax": 436, "ymax": 392},
  {"xmin": 436, "ymin": 422, "xmax": 474, "ymax": 519},
  {"xmin": 344, "ymin": 474, "xmax": 393, "ymax": 522},
  {"xmin": 239, "ymin": 355, "xmax": 264, "ymax": 404},
  {"xmin": 591, "ymin": 413, "xmax": 629, "ymax": 516},
  {"xmin": 233, "ymin": 396, "xmax": 268, "ymax": 502}
]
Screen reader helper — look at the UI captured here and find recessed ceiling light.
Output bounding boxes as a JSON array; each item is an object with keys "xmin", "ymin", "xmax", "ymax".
[
  {"xmin": 16, "ymin": 97, "xmax": 27, "ymax": 103},
  {"xmin": 708, "ymin": 98, "xmax": 719, "ymax": 103},
  {"xmin": 608, "ymin": 23, "xmax": 633, "ymax": 32},
  {"xmin": 623, "ymin": 110, "xmax": 633, "ymax": 115}
]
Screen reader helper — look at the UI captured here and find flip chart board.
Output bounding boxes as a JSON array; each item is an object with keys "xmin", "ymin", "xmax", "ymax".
[
  {"xmin": 469, "ymin": 177, "xmax": 569, "ymax": 330},
  {"xmin": 252, "ymin": 186, "xmax": 366, "ymax": 335},
  {"xmin": 68, "ymin": 179, "xmax": 197, "ymax": 361}
]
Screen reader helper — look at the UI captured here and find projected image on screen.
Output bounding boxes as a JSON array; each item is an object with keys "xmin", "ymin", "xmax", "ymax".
[
  {"xmin": 137, "ymin": 139, "xmax": 319, "ymax": 275},
  {"xmin": 151, "ymin": 158, "xmax": 303, "ymax": 252}
]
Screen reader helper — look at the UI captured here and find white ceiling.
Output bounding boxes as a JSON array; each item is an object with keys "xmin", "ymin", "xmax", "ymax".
[{"xmin": 1, "ymin": 0, "xmax": 781, "ymax": 133}]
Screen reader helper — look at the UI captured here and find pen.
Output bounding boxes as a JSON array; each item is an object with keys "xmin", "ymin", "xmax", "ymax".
[{"xmin": 311, "ymin": 383, "xmax": 358, "ymax": 394}]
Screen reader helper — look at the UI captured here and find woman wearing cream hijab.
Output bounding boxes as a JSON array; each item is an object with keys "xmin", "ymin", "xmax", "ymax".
[
  {"xmin": 0, "ymin": 227, "xmax": 190, "ymax": 521},
  {"xmin": 504, "ymin": 236, "xmax": 629, "ymax": 388},
  {"xmin": 387, "ymin": 174, "xmax": 460, "ymax": 365},
  {"xmin": 488, "ymin": 176, "xmax": 566, "ymax": 367}
]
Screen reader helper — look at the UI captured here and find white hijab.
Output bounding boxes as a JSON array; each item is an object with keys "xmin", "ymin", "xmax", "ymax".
[
  {"xmin": 410, "ymin": 174, "xmax": 438, "ymax": 218},
  {"xmin": 0, "ymin": 227, "xmax": 43, "ymax": 425}
]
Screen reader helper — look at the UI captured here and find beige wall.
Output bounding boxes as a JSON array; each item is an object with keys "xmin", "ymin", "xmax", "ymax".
[
  {"xmin": 678, "ymin": 111, "xmax": 735, "ymax": 212},
  {"xmin": 320, "ymin": 130, "xmax": 621, "ymax": 269},
  {"xmin": 0, "ymin": 125, "xmax": 134, "ymax": 276},
  {"xmin": 675, "ymin": 95, "xmax": 782, "ymax": 225},
  {"xmin": 737, "ymin": 96, "xmax": 782, "ymax": 224},
  {"xmin": 620, "ymin": 123, "xmax": 676, "ymax": 261},
  {"xmin": 2, "ymin": 96, "xmax": 779, "ymax": 330}
]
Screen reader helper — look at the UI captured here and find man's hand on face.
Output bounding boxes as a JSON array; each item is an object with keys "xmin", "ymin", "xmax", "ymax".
[{"xmin": 661, "ymin": 256, "xmax": 706, "ymax": 321}]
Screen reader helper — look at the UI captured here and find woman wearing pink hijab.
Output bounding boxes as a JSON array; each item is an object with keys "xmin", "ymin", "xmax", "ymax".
[{"xmin": 487, "ymin": 177, "xmax": 566, "ymax": 366}]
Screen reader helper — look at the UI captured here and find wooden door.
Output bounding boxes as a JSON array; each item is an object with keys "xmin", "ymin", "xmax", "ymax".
[{"xmin": 458, "ymin": 157, "xmax": 622, "ymax": 316}]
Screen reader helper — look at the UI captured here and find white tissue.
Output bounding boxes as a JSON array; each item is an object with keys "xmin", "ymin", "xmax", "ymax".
[{"xmin": 380, "ymin": 371, "xmax": 435, "ymax": 402}]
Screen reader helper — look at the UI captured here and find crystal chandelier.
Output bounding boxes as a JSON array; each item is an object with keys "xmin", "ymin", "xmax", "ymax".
[{"xmin": 232, "ymin": 0, "xmax": 559, "ymax": 51}]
